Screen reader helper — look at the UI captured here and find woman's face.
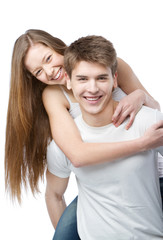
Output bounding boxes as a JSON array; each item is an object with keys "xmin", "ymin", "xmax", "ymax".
[{"xmin": 24, "ymin": 43, "xmax": 67, "ymax": 85}]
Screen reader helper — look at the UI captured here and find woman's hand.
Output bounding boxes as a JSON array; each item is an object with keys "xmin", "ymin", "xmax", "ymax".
[
  {"xmin": 142, "ymin": 120, "xmax": 163, "ymax": 150},
  {"xmin": 112, "ymin": 89, "xmax": 145, "ymax": 130}
]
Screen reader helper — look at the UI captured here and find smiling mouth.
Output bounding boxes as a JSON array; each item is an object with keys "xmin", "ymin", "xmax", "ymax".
[
  {"xmin": 84, "ymin": 96, "xmax": 102, "ymax": 102},
  {"xmin": 53, "ymin": 67, "xmax": 62, "ymax": 80}
]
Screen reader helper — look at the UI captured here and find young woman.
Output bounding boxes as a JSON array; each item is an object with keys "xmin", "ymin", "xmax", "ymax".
[{"xmin": 5, "ymin": 29, "xmax": 163, "ymax": 239}]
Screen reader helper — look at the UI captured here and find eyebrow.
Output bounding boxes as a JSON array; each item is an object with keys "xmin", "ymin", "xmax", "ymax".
[
  {"xmin": 76, "ymin": 74, "xmax": 109, "ymax": 77},
  {"xmin": 97, "ymin": 74, "xmax": 109, "ymax": 77},
  {"xmin": 76, "ymin": 75, "xmax": 87, "ymax": 77}
]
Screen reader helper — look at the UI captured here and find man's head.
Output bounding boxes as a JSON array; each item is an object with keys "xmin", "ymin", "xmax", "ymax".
[
  {"xmin": 64, "ymin": 35, "xmax": 118, "ymax": 125},
  {"xmin": 64, "ymin": 35, "xmax": 117, "ymax": 79}
]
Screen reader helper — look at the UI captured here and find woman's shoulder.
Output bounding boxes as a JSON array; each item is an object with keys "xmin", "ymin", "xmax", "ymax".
[
  {"xmin": 42, "ymin": 85, "xmax": 70, "ymax": 109},
  {"xmin": 43, "ymin": 85, "xmax": 62, "ymax": 96}
]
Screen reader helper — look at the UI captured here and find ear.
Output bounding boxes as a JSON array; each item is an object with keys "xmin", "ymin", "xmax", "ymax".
[
  {"xmin": 65, "ymin": 73, "xmax": 72, "ymax": 90},
  {"xmin": 113, "ymin": 71, "xmax": 118, "ymax": 88}
]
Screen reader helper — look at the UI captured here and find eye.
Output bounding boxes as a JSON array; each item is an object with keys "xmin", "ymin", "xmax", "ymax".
[
  {"xmin": 35, "ymin": 69, "xmax": 42, "ymax": 77},
  {"xmin": 78, "ymin": 77, "xmax": 87, "ymax": 81},
  {"xmin": 98, "ymin": 76, "xmax": 108, "ymax": 81},
  {"xmin": 46, "ymin": 55, "xmax": 52, "ymax": 62}
]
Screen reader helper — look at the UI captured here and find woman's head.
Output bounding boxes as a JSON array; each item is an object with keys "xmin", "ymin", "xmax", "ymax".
[
  {"xmin": 13, "ymin": 29, "xmax": 67, "ymax": 85},
  {"xmin": 24, "ymin": 43, "xmax": 66, "ymax": 85}
]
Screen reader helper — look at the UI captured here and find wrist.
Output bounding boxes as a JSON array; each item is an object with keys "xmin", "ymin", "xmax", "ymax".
[
  {"xmin": 139, "ymin": 89, "xmax": 160, "ymax": 110},
  {"xmin": 137, "ymin": 89, "xmax": 146, "ymax": 106},
  {"xmin": 137, "ymin": 135, "xmax": 148, "ymax": 152}
]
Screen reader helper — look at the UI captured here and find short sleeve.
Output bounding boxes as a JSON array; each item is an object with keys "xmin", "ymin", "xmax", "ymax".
[
  {"xmin": 47, "ymin": 140, "xmax": 71, "ymax": 178},
  {"xmin": 155, "ymin": 110, "xmax": 163, "ymax": 156}
]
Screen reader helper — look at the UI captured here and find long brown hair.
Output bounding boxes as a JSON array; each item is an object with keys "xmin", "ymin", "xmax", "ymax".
[{"xmin": 5, "ymin": 29, "xmax": 67, "ymax": 203}]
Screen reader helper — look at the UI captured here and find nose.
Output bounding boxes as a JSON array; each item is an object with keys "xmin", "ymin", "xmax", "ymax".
[{"xmin": 87, "ymin": 80, "xmax": 99, "ymax": 93}]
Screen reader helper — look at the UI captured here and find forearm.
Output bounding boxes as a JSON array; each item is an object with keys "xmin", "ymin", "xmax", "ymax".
[
  {"xmin": 66, "ymin": 137, "xmax": 148, "ymax": 167},
  {"xmin": 128, "ymin": 89, "xmax": 160, "ymax": 110},
  {"xmin": 117, "ymin": 58, "xmax": 160, "ymax": 110},
  {"xmin": 45, "ymin": 192, "xmax": 66, "ymax": 229},
  {"xmin": 143, "ymin": 90, "xmax": 160, "ymax": 110},
  {"xmin": 70, "ymin": 121, "xmax": 163, "ymax": 167},
  {"xmin": 50, "ymin": 107, "xmax": 158, "ymax": 168}
]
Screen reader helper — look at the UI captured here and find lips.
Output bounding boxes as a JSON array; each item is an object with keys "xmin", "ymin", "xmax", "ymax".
[
  {"xmin": 85, "ymin": 97, "xmax": 100, "ymax": 100},
  {"xmin": 84, "ymin": 96, "xmax": 102, "ymax": 102},
  {"xmin": 52, "ymin": 67, "xmax": 62, "ymax": 80}
]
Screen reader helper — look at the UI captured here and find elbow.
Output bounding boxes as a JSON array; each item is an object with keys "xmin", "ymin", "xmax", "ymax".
[
  {"xmin": 68, "ymin": 154, "xmax": 86, "ymax": 168},
  {"xmin": 73, "ymin": 162, "xmax": 82, "ymax": 168},
  {"xmin": 63, "ymin": 143, "xmax": 89, "ymax": 167},
  {"xmin": 45, "ymin": 188, "xmax": 62, "ymax": 203},
  {"xmin": 70, "ymin": 157, "xmax": 83, "ymax": 168}
]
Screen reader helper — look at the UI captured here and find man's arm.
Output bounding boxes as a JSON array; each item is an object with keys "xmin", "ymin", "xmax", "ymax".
[{"xmin": 45, "ymin": 170, "xmax": 69, "ymax": 229}]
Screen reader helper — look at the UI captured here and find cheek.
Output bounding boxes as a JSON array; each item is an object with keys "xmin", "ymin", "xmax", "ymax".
[
  {"xmin": 60, "ymin": 55, "xmax": 64, "ymax": 65},
  {"xmin": 53, "ymin": 55, "xmax": 64, "ymax": 66},
  {"xmin": 37, "ymin": 75, "xmax": 47, "ymax": 83},
  {"xmin": 73, "ymin": 88, "xmax": 82, "ymax": 100}
]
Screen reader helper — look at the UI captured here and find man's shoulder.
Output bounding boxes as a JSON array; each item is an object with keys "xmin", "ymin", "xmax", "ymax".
[
  {"xmin": 47, "ymin": 140, "xmax": 69, "ymax": 166},
  {"xmin": 47, "ymin": 140, "xmax": 71, "ymax": 178},
  {"xmin": 134, "ymin": 106, "xmax": 163, "ymax": 130},
  {"xmin": 137, "ymin": 106, "xmax": 162, "ymax": 120}
]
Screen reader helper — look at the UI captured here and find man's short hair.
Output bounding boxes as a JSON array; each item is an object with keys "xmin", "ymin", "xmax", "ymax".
[{"xmin": 64, "ymin": 35, "xmax": 117, "ymax": 78}]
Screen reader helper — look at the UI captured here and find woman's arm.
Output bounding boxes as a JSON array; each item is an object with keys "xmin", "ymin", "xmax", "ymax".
[
  {"xmin": 112, "ymin": 58, "xmax": 160, "ymax": 129},
  {"xmin": 117, "ymin": 58, "xmax": 160, "ymax": 109},
  {"xmin": 42, "ymin": 85, "xmax": 163, "ymax": 167}
]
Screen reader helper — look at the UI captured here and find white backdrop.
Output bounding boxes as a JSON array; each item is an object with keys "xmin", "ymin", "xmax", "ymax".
[{"xmin": 0, "ymin": 0, "xmax": 163, "ymax": 239}]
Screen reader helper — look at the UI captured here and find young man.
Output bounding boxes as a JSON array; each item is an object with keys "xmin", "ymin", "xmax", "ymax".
[{"xmin": 46, "ymin": 36, "xmax": 163, "ymax": 239}]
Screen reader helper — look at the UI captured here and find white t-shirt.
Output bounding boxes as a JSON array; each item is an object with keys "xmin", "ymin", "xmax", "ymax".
[
  {"xmin": 51, "ymin": 87, "xmax": 163, "ymax": 177},
  {"xmin": 47, "ymin": 106, "xmax": 163, "ymax": 239}
]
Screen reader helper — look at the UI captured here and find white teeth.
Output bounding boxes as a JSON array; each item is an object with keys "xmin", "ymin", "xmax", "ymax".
[
  {"xmin": 54, "ymin": 69, "xmax": 61, "ymax": 80},
  {"xmin": 86, "ymin": 97, "xmax": 99, "ymax": 101}
]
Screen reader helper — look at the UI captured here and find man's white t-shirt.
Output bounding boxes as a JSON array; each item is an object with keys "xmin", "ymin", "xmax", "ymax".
[
  {"xmin": 61, "ymin": 86, "xmax": 163, "ymax": 178},
  {"xmin": 47, "ymin": 106, "xmax": 163, "ymax": 239}
]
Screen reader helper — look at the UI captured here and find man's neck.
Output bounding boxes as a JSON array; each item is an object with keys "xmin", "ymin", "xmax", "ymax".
[{"xmin": 81, "ymin": 100, "xmax": 118, "ymax": 127}]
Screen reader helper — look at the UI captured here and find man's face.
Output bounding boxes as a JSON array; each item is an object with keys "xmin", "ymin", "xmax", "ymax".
[{"xmin": 67, "ymin": 61, "xmax": 117, "ymax": 116}]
